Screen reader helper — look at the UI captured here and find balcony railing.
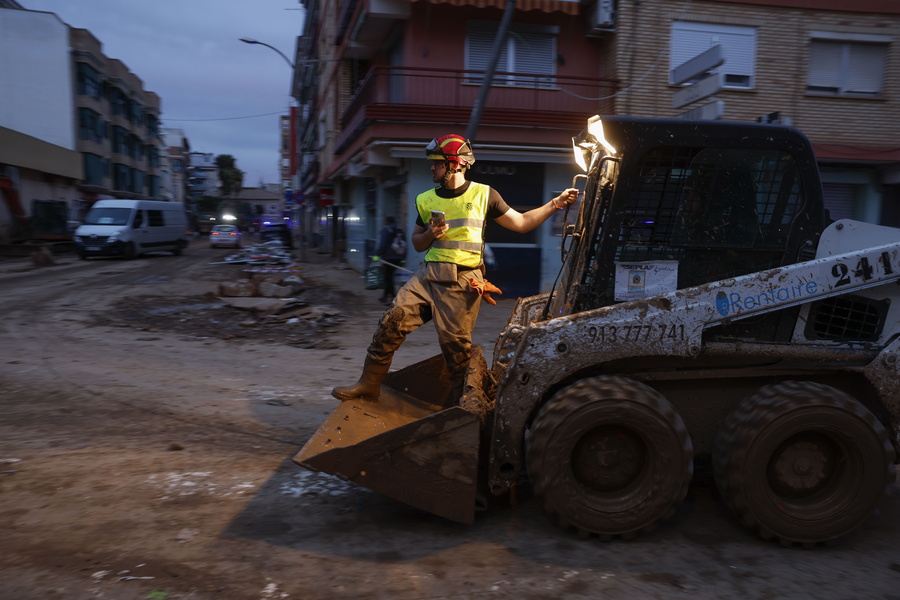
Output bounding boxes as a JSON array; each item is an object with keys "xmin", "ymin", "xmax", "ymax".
[{"xmin": 336, "ymin": 66, "xmax": 619, "ymax": 152}]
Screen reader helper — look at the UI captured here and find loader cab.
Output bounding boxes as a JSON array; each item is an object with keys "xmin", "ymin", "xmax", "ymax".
[{"xmin": 553, "ymin": 117, "xmax": 828, "ymax": 342}]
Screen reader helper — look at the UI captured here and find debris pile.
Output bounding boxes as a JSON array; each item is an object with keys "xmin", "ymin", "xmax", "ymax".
[
  {"xmin": 211, "ymin": 240, "xmax": 293, "ymax": 266},
  {"xmin": 215, "ymin": 267, "xmax": 343, "ymax": 339},
  {"xmin": 94, "ymin": 255, "xmax": 349, "ymax": 348}
]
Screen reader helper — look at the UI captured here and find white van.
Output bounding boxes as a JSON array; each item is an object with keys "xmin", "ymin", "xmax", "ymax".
[{"xmin": 74, "ymin": 199, "xmax": 190, "ymax": 260}]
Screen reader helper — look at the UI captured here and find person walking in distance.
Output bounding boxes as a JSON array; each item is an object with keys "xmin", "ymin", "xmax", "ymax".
[
  {"xmin": 332, "ymin": 134, "xmax": 580, "ymax": 403},
  {"xmin": 373, "ymin": 215, "xmax": 406, "ymax": 305}
]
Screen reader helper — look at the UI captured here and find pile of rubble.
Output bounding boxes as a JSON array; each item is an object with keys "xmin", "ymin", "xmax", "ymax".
[
  {"xmin": 216, "ymin": 265, "xmax": 342, "ymax": 331},
  {"xmin": 95, "ymin": 247, "xmax": 348, "ymax": 348},
  {"xmin": 211, "ymin": 240, "xmax": 293, "ymax": 266}
]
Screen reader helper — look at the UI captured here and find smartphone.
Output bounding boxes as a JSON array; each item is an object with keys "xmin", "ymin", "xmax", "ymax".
[{"xmin": 431, "ymin": 210, "xmax": 445, "ymax": 226}]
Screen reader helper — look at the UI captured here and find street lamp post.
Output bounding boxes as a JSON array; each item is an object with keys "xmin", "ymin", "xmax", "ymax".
[
  {"xmin": 239, "ymin": 37, "xmax": 305, "ymax": 261},
  {"xmin": 239, "ymin": 39, "xmax": 342, "ymax": 263}
]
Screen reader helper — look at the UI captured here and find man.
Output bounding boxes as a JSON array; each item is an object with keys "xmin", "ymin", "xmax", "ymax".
[
  {"xmin": 332, "ymin": 134, "xmax": 580, "ymax": 402},
  {"xmin": 372, "ymin": 215, "xmax": 405, "ymax": 304}
]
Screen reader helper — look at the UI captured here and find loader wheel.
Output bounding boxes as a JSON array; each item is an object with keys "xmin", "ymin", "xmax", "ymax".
[
  {"xmin": 714, "ymin": 381, "xmax": 896, "ymax": 546},
  {"xmin": 526, "ymin": 376, "xmax": 693, "ymax": 540}
]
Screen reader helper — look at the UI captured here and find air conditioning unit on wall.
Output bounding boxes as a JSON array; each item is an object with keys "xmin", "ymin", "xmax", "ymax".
[{"xmin": 588, "ymin": 0, "xmax": 616, "ymax": 37}]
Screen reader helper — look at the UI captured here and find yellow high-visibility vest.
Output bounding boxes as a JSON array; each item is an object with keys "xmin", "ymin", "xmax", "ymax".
[{"xmin": 416, "ymin": 182, "xmax": 489, "ymax": 268}]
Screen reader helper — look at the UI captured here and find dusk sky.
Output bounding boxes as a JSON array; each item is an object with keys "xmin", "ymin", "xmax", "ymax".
[{"xmin": 24, "ymin": 0, "xmax": 306, "ymax": 187}]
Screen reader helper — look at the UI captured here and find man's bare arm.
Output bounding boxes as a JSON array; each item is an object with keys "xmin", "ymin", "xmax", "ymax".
[{"xmin": 494, "ymin": 188, "xmax": 580, "ymax": 233}]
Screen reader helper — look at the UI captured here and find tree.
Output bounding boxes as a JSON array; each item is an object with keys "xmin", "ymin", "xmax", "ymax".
[
  {"xmin": 215, "ymin": 154, "xmax": 244, "ymax": 199},
  {"xmin": 195, "ymin": 195, "xmax": 221, "ymax": 213}
]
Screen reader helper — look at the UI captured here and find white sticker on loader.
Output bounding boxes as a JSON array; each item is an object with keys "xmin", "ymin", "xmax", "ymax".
[{"xmin": 614, "ymin": 260, "xmax": 679, "ymax": 301}]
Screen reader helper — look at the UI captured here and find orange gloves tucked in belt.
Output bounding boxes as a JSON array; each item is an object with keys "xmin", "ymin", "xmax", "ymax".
[{"xmin": 468, "ymin": 278, "xmax": 503, "ymax": 305}]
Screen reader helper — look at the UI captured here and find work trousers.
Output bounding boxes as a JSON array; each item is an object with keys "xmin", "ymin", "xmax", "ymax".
[{"xmin": 366, "ymin": 261, "xmax": 483, "ymax": 382}]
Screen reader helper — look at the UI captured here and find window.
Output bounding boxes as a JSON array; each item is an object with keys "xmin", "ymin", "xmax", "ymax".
[
  {"xmin": 130, "ymin": 102, "xmax": 143, "ymax": 126},
  {"xmin": 132, "ymin": 170, "xmax": 146, "ymax": 195},
  {"xmin": 113, "ymin": 163, "xmax": 131, "ymax": 191},
  {"xmin": 146, "ymin": 114, "xmax": 160, "ymax": 136},
  {"xmin": 112, "ymin": 126, "xmax": 128, "ymax": 155},
  {"xmin": 807, "ymin": 32, "xmax": 888, "ymax": 97},
  {"xmin": 78, "ymin": 108, "xmax": 106, "ymax": 143},
  {"xmin": 110, "ymin": 88, "xmax": 128, "ymax": 117},
  {"xmin": 76, "ymin": 63, "xmax": 103, "ymax": 99},
  {"xmin": 148, "ymin": 176, "xmax": 161, "ymax": 198},
  {"xmin": 465, "ymin": 20, "xmax": 558, "ymax": 88},
  {"xmin": 670, "ymin": 22, "xmax": 756, "ymax": 88},
  {"xmin": 148, "ymin": 209, "xmax": 165, "ymax": 226},
  {"xmin": 83, "ymin": 153, "xmax": 107, "ymax": 186}
]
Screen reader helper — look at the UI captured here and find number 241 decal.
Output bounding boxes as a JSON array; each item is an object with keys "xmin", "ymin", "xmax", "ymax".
[{"xmin": 832, "ymin": 252, "xmax": 895, "ymax": 286}]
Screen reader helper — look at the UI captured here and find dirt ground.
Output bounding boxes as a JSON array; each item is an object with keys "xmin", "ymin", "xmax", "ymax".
[{"xmin": 1, "ymin": 243, "xmax": 898, "ymax": 600}]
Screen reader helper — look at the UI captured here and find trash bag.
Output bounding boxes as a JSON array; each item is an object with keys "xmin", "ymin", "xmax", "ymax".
[{"xmin": 365, "ymin": 265, "xmax": 383, "ymax": 290}]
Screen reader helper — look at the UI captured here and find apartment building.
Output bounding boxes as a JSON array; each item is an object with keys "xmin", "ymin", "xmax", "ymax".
[
  {"xmin": 280, "ymin": 112, "xmax": 296, "ymax": 191},
  {"xmin": 162, "ymin": 128, "xmax": 190, "ymax": 203},
  {"xmin": 71, "ymin": 27, "xmax": 164, "ymax": 207},
  {"xmin": 297, "ymin": 0, "xmax": 612, "ymax": 294},
  {"xmin": 0, "ymin": 7, "xmax": 168, "ymax": 229},
  {"xmin": 294, "ymin": 0, "xmax": 899, "ymax": 295},
  {"xmin": 187, "ymin": 152, "xmax": 221, "ymax": 200}
]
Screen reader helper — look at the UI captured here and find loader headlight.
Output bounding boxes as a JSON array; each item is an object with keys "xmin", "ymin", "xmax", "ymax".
[
  {"xmin": 572, "ymin": 115, "xmax": 617, "ymax": 172},
  {"xmin": 573, "ymin": 138, "xmax": 591, "ymax": 172},
  {"xmin": 587, "ymin": 115, "xmax": 616, "ymax": 156}
]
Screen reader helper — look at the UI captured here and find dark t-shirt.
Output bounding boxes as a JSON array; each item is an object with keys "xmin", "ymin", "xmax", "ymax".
[{"xmin": 414, "ymin": 181, "xmax": 510, "ymax": 228}]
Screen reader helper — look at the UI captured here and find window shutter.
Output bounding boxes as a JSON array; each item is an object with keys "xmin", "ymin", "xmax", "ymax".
[
  {"xmin": 807, "ymin": 41, "xmax": 843, "ymax": 91},
  {"xmin": 466, "ymin": 23, "xmax": 509, "ymax": 74},
  {"xmin": 808, "ymin": 34, "xmax": 887, "ymax": 96},
  {"xmin": 846, "ymin": 43, "xmax": 885, "ymax": 94},
  {"xmin": 466, "ymin": 20, "xmax": 557, "ymax": 86},
  {"xmin": 514, "ymin": 31, "xmax": 555, "ymax": 74}
]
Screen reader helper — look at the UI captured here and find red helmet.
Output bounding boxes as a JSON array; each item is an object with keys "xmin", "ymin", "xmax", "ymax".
[{"xmin": 425, "ymin": 134, "xmax": 475, "ymax": 167}]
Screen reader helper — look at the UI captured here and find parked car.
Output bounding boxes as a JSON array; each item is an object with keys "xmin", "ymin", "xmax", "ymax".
[{"xmin": 209, "ymin": 224, "xmax": 242, "ymax": 248}]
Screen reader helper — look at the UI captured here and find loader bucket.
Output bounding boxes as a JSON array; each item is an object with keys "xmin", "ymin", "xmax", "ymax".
[{"xmin": 294, "ymin": 349, "xmax": 494, "ymax": 524}]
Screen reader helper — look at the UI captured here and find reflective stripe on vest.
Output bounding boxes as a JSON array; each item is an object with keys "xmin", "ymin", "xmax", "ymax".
[{"xmin": 416, "ymin": 182, "xmax": 489, "ymax": 268}]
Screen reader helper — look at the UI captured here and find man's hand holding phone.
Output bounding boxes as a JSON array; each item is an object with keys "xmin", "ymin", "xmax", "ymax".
[{"xmin": 430, "ymin": 210, "xmax": 447, "ymax": 239}]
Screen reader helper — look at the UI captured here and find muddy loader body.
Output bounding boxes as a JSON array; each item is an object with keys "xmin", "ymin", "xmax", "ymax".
[{"xmin": 296, "ymin": 116, "xmax": 899, "ymax": 545}]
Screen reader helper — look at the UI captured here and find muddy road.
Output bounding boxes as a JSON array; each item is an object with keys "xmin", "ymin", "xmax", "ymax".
[{"xmin": 1, "ymin": 244, "xmax": 898, "ymax": 600}]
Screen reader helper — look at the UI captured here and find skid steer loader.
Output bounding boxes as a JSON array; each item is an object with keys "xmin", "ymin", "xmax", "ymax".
[{"xmin": 295, "ymin": 116, "xmax": 899, "ymax": 545}]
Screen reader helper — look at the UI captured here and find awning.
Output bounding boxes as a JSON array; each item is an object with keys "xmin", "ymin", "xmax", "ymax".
[
  {"xmin": 0, "ymin": 127, "xmax": 83, "ymax": 180},
  {"xmin": 410, "ymin": 0, "xmax": 579, "ymax": 15}
]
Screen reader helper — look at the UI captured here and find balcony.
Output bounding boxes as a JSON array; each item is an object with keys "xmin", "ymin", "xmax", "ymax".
[{"xmin": 335, "ymin": 66, "xmax": 619, "ymax": 153}]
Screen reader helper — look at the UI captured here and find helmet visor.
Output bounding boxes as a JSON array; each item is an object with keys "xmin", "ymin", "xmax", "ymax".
[{"xmin": 425, "ymin": 138, "xmax": 446, "ymax": 160}]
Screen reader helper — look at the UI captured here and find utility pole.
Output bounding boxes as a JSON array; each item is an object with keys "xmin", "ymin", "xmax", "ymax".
[{"xmin": 465, "ymin": 0, "xmax": 517, "ymax": 141}]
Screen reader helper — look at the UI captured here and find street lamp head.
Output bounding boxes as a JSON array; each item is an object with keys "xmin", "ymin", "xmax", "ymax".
[{"xmin": 239, "ymin": 37, "xmax": 294, "ymax": 69}]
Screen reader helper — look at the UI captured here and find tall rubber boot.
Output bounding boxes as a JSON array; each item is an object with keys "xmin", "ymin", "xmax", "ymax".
[{"xmin": 331, "ymin": 357, "xmax": 390, "ymax": 402}]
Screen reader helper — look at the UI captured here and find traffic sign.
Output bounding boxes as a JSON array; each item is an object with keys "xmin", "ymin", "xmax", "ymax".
[
  {"xmin": 670, "ymin": 45, "xmax": 724, "ymax": 85},
  {"xmin": 672, "ymin": 73, "xmax": 724, "ymax": 109}
]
